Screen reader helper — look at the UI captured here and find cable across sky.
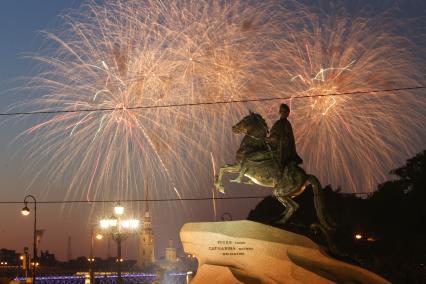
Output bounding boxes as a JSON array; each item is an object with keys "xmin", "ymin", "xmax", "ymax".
[
  {"xmin": 0, "ymin": 191, "xmax": 373, "ymax": 205},
  {"xmin": 0, "ymin": 85, "xmax": 424, "ymax": 117}
]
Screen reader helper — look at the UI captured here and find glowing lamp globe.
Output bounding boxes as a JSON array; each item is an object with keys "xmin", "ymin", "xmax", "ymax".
[
  {"xmin": 100, "ymin": 219, "xmax": 110, "ymax": 229},
  {"xmin": 21, "ymin": 206, "xmax": 30, "ymax": 216},
  {"xmin": 114, "ymin": 205, "xmax": 124, "ymax": 215}
]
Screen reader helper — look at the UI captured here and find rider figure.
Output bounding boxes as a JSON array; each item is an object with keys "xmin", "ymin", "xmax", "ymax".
[
  {"xmin": 267, "ymin": 103, "xmax": 303, "ymax": 176},
  {"xmin": 231, "ymin": 104, "xmax": 302, "ymax": 184}
]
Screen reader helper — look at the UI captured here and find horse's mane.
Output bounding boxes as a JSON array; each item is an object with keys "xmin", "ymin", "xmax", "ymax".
[{"xmin": 249, "ymin": 111, "xmax": 268, "ymax": 132}]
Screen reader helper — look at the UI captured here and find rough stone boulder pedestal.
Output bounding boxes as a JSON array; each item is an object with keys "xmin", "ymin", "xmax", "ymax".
[{"xmin": 180, "ymin": 220, "xmax": 390, "ymax": 284}]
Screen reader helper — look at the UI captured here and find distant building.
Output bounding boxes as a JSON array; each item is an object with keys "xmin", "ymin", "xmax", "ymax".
[
  {"xmin": 158, "ymin": 239, "xmax": 178, "ymax": 271},
  {"xmin": 165, "ymin": 239, "xmax": 177, "ymax": 262},
  {"xmin": 137, "ymin": 209, "xmax": 155, "ymax": 268},
  {"xmin": 39, "ymin": 250, "xmax": 57, "ymax": 266},
  {"xmin": 0, "ymin": 248, "xmax": 20, "ymax": 266}
]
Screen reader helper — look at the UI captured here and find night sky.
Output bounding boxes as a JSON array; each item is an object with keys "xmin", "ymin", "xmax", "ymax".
[{"xmin": 0, "ymin": 0, "xmax": 425, "ymax": 261}]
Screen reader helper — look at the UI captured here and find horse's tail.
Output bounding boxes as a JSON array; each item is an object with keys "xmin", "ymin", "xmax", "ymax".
[{"xmin": 307, "ymin": 175, "xmax": 336, "ymax": 232}]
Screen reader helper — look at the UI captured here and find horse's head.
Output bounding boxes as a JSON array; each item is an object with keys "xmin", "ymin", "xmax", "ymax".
[{"xmin": 232, "ymin": 111, "xmax": 268, "ymax": 138}]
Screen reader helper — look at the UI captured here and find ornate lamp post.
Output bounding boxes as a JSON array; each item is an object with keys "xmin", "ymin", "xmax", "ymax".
[
  {"xmin": 21, "ymin": 195, "xmax": 37, "ymax": 284},
  {"xmin": 100, "ymin": 205, "xmax": 139, "ymax": 284}
]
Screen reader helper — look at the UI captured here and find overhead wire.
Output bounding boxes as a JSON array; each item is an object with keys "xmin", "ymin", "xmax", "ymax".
[
  {"xmin": 0, "ymin": 192, "xmax": 372, "ymax": 204},
  {"xmin": 0, "ymin": 86, "xmax": 425, "ymax": 117}
]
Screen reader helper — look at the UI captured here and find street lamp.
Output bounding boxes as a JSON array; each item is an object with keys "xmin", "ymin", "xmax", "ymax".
[
  {"xmin": 100, "ymin": 205, "xmax": 139, "ymax": 284},
  {"xmin": 21, "ymin": 195, "xmax": 37, "ymax": 284}
]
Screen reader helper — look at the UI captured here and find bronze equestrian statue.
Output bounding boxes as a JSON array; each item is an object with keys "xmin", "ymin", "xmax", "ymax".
[{"xmin": 214, "ymin": 104, "xmax": 335, "ymax": 233}]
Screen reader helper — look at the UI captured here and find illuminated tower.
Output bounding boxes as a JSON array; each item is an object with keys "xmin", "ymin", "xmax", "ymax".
[{"xmin": 137, "ymin": 206, "xmax": 155, "ymax": 268}]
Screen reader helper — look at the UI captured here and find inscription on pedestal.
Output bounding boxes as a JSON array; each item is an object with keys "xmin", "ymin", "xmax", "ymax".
[{"xmin": 208, "ymin": 240, "xmax": 254, "ymax": 256}]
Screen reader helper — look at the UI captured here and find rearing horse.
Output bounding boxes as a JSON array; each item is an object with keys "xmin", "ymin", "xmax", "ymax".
[{"xmin": 214, "ymin": 111, "xmax": 334, "ymax": 230}]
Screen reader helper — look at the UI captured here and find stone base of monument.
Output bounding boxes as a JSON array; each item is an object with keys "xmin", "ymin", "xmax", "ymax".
[{"xmin": 180, "ymin": 220, "xmax": 389, "ymax": 284}]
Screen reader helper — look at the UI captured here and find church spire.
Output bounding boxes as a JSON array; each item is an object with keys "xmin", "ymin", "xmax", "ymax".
[
  {"xmin": 144, "ymin": 184, "xmax": 149, "ymax": 213},
  {"xmin": 137, "ymin": 184, "xmax": 155, "ymax": 268},
  {"xmin": 144, "ymin": 185, "xmax": 151, "ymax": 228}
]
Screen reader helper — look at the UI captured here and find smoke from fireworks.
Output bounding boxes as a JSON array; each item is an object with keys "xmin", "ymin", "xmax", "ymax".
[{"xmin": 14, "ymin": 0, "xmax": 425, "ymax": 200}]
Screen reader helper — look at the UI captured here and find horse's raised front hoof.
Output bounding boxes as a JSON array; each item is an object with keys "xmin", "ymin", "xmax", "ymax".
[{"xmin": 214, "ymin": 183, "xmax": 225, "ymax": 194}]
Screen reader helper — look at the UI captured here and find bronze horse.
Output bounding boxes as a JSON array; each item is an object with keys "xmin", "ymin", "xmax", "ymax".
[{"xmin": 214, "ymin": 111, "xmax": 334, "ymax": 231}]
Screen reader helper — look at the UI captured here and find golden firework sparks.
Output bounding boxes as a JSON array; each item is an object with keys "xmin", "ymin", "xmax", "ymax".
[{"xmin": 12, "ymin": 0, "xmax": 426, "ymax": 201}]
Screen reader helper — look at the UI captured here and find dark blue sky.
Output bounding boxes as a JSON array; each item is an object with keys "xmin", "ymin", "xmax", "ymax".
[
  {"xmin": 0, "ymin": 0, "xmax": 424, "ymax": 261},
  {"xmin": 0, "ymin": 1, "xmax": 78, "ymax": 87}
]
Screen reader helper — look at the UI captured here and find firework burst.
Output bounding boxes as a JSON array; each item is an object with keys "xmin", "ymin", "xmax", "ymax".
[
  {"xmin": 15, "ymin": 0, "xmax": 282, "ymax": 200},
  {"xmin": 13, "ymin": 0, "xmax": 425, "ymax": 201},
  {"xmin": 267, "ymin": 1, "xmax": 426, "ymax": 192}
]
